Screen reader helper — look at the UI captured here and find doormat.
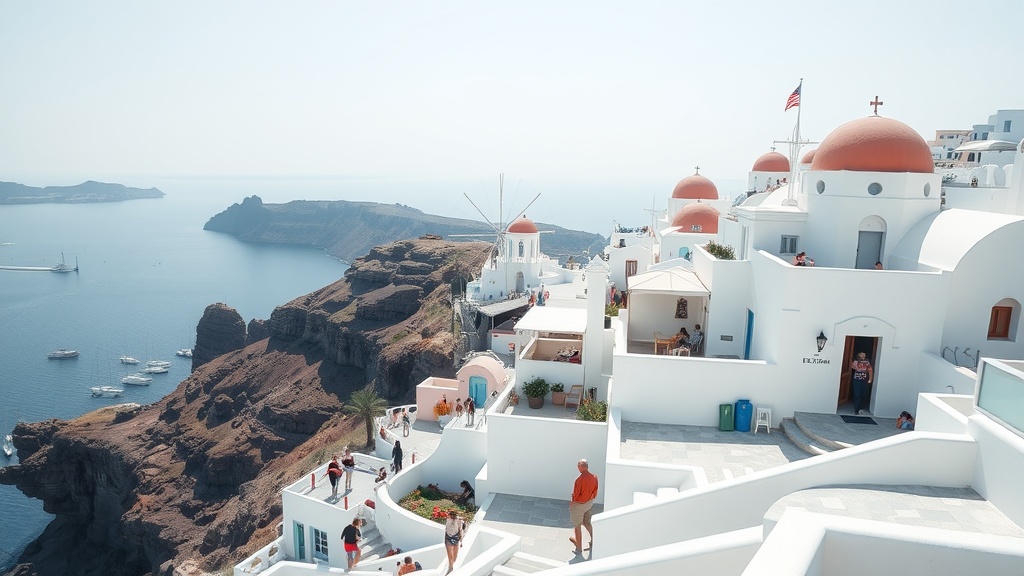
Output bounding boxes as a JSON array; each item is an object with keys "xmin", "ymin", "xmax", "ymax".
[{"xmin": 841, "ymin": 415, "xmax": 877, "ymax": 425}]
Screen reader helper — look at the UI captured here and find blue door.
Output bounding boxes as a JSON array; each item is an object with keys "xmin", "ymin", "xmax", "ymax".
[
  {"xmin": 293, "ymin": 521, "xmax": 305, "ymax": 561},
  {"xmin": 744, "ymin": 309, "xmax": 754, "ymax": 360},
  {"xmin": 469, "ymin": 376, "xmax": 488, "ymax": 409}
]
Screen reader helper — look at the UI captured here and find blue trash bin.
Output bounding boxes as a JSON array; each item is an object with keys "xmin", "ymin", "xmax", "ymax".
[{"xmin": 735, "ymin": 399, "xmax": 753, "ymax": 432}]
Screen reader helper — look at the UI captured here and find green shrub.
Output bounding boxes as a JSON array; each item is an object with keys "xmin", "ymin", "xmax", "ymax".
[
  {"xmin": 576, "ymin": 399, "xmax": 608, "ymax": 422},
  {"xmin": 522, "ymin": 377, "xmax": 550, "ymax": 399},
  {"xmin": 605, "ymin": 303, "xmax": 620, "ymax": 317},
  {"xmin": 704, "ymin": 241, "xmax": 736, "ymax": 260},
  {"xmin": 550, "ymin": 383, "xmax": 565, "ymax": 393}
]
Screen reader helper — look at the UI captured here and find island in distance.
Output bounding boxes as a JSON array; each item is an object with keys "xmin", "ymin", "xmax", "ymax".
[
  {"xmin": 0, "ymin": 180, "xmax": 164, "ymax": 204},
  {"xmin": 204, "ymin": 195, "xmax": 607, "ymax": 264}
]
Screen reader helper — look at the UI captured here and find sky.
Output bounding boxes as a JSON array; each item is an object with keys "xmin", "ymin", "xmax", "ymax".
[{"xmin": 1, "ymin": 1, "xmax": 1022, "ymax": 233}]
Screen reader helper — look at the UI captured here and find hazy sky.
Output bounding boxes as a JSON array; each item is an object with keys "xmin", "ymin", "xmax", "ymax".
[{"xmin": 1, "ymin": 1, "xmax": 1021, "ymax": 232}]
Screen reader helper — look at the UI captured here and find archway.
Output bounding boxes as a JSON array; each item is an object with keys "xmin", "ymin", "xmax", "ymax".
[{"xmin": 856, "ymin": 215, "xmax": 886, "ymax": 269}]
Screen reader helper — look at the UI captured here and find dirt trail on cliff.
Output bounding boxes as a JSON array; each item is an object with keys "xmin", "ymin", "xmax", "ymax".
[{"xmin": 0, "ymin": 238, "xmax": 489, "ymax": 576}]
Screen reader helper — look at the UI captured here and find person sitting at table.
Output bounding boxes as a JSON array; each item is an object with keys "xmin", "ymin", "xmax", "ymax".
[
  {"xmin": 668, "ymin": 327, "xmax": 690, "ymax": 356},
  {"xmin": 688, "ymin": 324, "xmax": 704, "ymax": 355},
  {"xmin": 792, "ymin": 252, "xmax": 815, "ymax": 267}
]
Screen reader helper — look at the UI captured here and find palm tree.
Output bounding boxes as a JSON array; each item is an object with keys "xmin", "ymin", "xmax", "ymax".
[{"xmin": 344, "ymin": 389, "xmax": 389, "ymax": 447}]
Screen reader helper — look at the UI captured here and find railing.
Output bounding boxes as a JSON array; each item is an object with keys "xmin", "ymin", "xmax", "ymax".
[
  {"xmin": 234, "ymin": 534, "xmax": 285, "ymax": 576},
  {"xmin": 977, "ymin": 358, "xmax": 1024, "ymax": 435}
]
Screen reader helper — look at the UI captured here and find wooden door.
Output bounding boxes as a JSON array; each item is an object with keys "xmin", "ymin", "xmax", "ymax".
[{"xmin": 838, "ymin": 336, "xmax": 856, "ymax": 409}]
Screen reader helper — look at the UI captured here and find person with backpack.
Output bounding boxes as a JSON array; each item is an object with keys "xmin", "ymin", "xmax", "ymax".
[{"xmin": 401, "ymin": 408, "xmax": 411, "ymax": 437}]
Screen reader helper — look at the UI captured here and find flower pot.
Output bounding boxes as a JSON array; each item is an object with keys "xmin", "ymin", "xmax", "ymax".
[
  {"xmin": 527, "ymin": 396, "xmax": 544, "ymax": 409},
  {"xmin": 552, "ymin": 392, "xmax": 566, "ymax": 406}
]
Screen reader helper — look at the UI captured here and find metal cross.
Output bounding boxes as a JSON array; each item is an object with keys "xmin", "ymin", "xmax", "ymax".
[
  {"xmin": 870, "ymin": 96, "xmax": 884, "ymax": 115},
  {"xmin": 694, "ymin": 165, "xmax": 700, "ymax": 174}
]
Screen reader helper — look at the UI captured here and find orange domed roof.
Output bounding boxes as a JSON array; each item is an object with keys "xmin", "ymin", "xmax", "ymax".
[
  {"xmin": 811, "ymin": 116, "xmax": 934, "ymax": 174},
  {"xmin": 670, "ymin": 202, "xmax": 719, "ymax": 234},
  {"xmin": 507, "ymin": 217, "xmax": 538, "ymax": 234},
  {"xmin": 752, "ymin": 151, "xmax": 790, "ymax": 172},
  {"xmin": 800, "ymin": 149, "xmax": 816, "ymax": 164},
  {"xmin": 672, "ymin": 173, "xmax": 719, "ymax": 200}
]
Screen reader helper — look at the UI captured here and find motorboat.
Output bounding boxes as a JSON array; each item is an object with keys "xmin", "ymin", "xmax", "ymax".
[
  {"xmin": 48, "ymin": 349, "xmax": 80, "ymax": 359},
  {"xmin": 146, "ymin": 360, "xmax": 172, "ymax": 367},
  {"xmin": 51, "ymin": 252, "xmax": 78, "ymax": 273},
  {"xmin": 142, "ymin": 365, "xmax": 169, "ymax": 374},
  {"xmin": 90, "ymin": 386, "xmax": 124, "ymax": 398},
  {"xmin": 175, "ymin": 348, "xmax": 193, "ymax": 358},
  {"xmin": 121, "ymin": 374, "xmax": 153, "ymax": 385},
  {"xmin": 119, "ymin": 355, "xmax": 140, "ymax": 365},
  {"xmin": 2, "ymin": 435, "xmax": 12, "ymax": 458}
]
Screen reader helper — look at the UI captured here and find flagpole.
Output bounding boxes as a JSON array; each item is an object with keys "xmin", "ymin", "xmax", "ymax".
[{"xmin": 787, "ymin": 78, "xmax": 803, "ymax": 205}]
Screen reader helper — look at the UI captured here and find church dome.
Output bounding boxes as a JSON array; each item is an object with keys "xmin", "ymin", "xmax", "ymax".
[
  {"xmin": 672, "ymin": 173, "xmax": 719, "ymax": 200},
  {"xmin": 800, "ymin": 149, "xmax": 816, "ymax": 164},
  {"xmin": 811, "ymin": 116, "xmax": 934, "ymax": 174},
  {"xmin": 670, "ymin": 202, "xmax": 720, "ymax": 234},
  {"xmin": 507, "ymin": 217, "xmax": 538, "ymax": 234},
  {"xmin": 752, "ymin": 151, "xmax": 790, "ymax": 172}
]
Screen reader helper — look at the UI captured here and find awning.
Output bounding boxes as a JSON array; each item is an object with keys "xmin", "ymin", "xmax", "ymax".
[
  {"xmin": 514, "ymin": 306, "xmax": 587, "ymax": 334},
  {"xmin": 953, "ymin": 140, "xmax": 1018, "ymax": 153},
  {"xmin": 627, "ymin": 267, "xmax": 709, "ymax": 296},
  {"xmin": 477, "ymin": 296, "xmax": 530, "ymax": 317}
]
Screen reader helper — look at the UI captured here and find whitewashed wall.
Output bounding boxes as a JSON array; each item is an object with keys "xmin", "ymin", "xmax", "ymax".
[
  {"xmin": 281, "ymin": 469, "xmax": 363, "ymax": 568},
  {"xmin": 592, "ymin": 432, "xmax": 977, "ymax": 559},
  {"xmin": 915, "ymin": 393, "xmax": 971, "ymax": 435},
  {"xmin": 485, "ymin": 413, "xmax": 608, "ymax": 503},
  {"xmin": 944, "ymin": 186, "xmax": 1012, "ymax": 213},
  {"xmin": 919, "ymin": 352, "xmax": 978, "ymax": 395},
  {"xmin": 608, "ymin": 242, "xmax": 653, "ymax": 289},
  {"xmin": 968, "ymin": 414, "xmax": 1024, "ymax": 530},
  {"xmin": 695, "ymin": 248, "xmax": 753, "ymax": 358}
]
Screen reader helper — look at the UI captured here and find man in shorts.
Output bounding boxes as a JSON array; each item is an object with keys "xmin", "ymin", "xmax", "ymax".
[
  {"xmin": 341, "ymin": 518, "xmax": 361, "ymax": 570},
  {"xmin": 569, "ymin": 458, "xmax": 598, "ymax": 554}
]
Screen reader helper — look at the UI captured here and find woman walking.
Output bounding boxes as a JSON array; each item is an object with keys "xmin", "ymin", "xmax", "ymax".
[
  {"xmin": 392, "ymin": 440, "xmax": 404, "ymax": 474},
  {"xmin": 444, "ymin": 509, "xmax": 465, "ymax": 574},
  {"xmin": 341, "ymin": 448, "xmax": 356, "ymax": 491},
  {"xmin": 320, "ymin": 455, "xmax": 342, "ymax": 499}
]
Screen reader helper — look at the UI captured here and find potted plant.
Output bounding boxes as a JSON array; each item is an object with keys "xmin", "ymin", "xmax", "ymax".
[
  {"xmin": 551, "ymin": 383, "xmax": 566, "ymax": 406},
  {"xmin": 433, "ymin": 398, "xmax": 453, "ymax": 427},
  {"xmin": 522, "ymin": 377, "xmax": 550, "ymax": 409}
]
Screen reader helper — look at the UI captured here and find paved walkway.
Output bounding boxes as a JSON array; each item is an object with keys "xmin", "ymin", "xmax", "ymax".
[
  {"xmin": 620, "ymin": 421, "xmax": 810, "ymax": 483},
  {"xmin": 793, "ymin": 411, "xmax": 903, "ymax": 445},
  {"xmin": 482, "ymin": 494, "xmax": 604, "ymax": 564},
  {"xmin": 766, "ymin": 485, "xmax": 1024, "ymax": 538}
]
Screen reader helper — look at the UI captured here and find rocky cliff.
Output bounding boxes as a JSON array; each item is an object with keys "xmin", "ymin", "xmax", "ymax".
[
  {"xmin": 0, "ymin": 238, "xmax": 489, "ymax": 576},
  {"xmin": 203, "ymin": 195, "xmax": 606, "ymax": 264}
]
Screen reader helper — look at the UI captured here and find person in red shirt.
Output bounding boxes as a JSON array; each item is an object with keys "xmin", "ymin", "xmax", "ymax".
[
  {"xmin": 569, "ymin": 458, "xmax": 598, "ymax": 554},
  {"xmin": 320, "ymin": 455, "xmax": 342, "ymax": 499}
]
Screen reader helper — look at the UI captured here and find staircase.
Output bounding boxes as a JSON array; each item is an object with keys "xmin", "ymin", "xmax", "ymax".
[
  {"xmin": 357, "ymin": 520, "xmax": 394, "ymax": 564},
  {"xmin": 631, "ymin": 486, "xmax": 680, "ymax": 505},
  {"xmin": 491, "ymin": 551, "xmax": 565, "ymax": 575},
  {"xmin": 780, "ymin": 414, "xmax": 854, "ymax": 457}
]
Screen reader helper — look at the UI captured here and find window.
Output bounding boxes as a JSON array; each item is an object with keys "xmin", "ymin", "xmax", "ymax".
[
  {"xmin": 982, "ymin": 132, "xmax": 989, "ymax": 140},
  {"xmin": 1004, "ymin": 120, "xmax": 1012, "ymax": 132},
  {"xmin": 868, "ymin": 182, "xmax": 883, "ymax": 196},
  {"xmin": 518, "ymin": 241, "xmax": 524, "ymax": 258},
  {"xmin": 313, "ymin": 528, "xmax": 329, "ymax": 561},
  {"xmin": 691, "ymin": 224, "xmax": 702, "ymax": 232},
  {"xmin": 780, "ymin": 235, "xmax": 798, "ymax": 254},
  {"xmin": 625, "ymin": 260, "xmax": 638, "ymax": 278},
  {"xmin": 989, "ymin": 306, "xmax": 1012, "ymax": 339}
]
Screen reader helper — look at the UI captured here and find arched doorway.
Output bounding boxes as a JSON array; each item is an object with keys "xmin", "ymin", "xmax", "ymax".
[{"xmin": 856, "ymin": 215, "xmax": 886, "ymax": 269}]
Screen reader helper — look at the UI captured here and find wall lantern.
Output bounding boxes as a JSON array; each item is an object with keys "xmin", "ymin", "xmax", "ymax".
[{"xmin": 816, "ymin": 331, "xmax": 828, "ymax": 352}]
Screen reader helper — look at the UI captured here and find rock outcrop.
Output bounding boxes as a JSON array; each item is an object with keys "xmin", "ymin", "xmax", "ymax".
[
  {"xmin": 191, "ymin": 303, "xmax": 248, "ymax": 371},
  {"xmin": 203, "ymin": 195, "xmax": 607, "ymax": 264},
  {"xmin": 0, "ymin": 238, "xmax": 489, "ymax": 576},
  {"xmin": 0, "ymin": 180, "xmax": 164, "ymax": 204}
]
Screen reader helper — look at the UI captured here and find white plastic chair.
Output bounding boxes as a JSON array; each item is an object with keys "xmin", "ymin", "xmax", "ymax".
[{"xmin": 754, "ymin": 407, "xmax": 772, "ymax": 433}]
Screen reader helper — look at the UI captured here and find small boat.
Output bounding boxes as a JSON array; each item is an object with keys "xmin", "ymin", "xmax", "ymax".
[
  {"xmin": 175, "ymin": 349, "xmax": 193, "ymax": 358},
  {"xmin": 142, "ymin": 365, "xmax": 169, "ymax": 374},
  {"xmin": 2, "ymin": 435, "xmax": 12, "ymax": 458},
  {"xmin": 90, "ymin": 386, "xmax": 124, "ymax": 398},
  {"xmin": 48, "ymin": 349, "xmax": 80, "ymax": 359},
  {"xmin": 51, "ymin": 252, "xmax": 78, "ymax": 273},
  {"xmin": 146, "ymin": 360, "xmax": 172, "ymax": 367},
  {"xmin": 121, "ymin": 374, "xmax": 153, "ymax": 385},
  {"xmin": 119, "ymin": 355, "xmax": 140, "ymax": 365}
]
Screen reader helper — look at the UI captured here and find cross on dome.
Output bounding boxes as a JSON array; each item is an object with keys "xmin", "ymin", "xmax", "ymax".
[
  {"xmin": 694, "ymin": 165, "xmax": 700, "ymax": 174},
  {"xmin": 870, "ymin": 96, "xmax": 884, "ymax": 116}
]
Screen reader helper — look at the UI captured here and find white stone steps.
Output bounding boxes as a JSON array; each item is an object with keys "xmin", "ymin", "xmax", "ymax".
[
  {"xmin": 500, "ymin": 551, "xmax": 564, "ymax": 573},
  {"xmin": 780, "ymin": 418, "xmax": 831, "ymax": 456},
  {"xmin": 793, "ymin": 414, "xmax": 853, "ymax": 451},
  {"xmin": 632, "ymin": 491, "xmax": 656, "ymax": 505}
]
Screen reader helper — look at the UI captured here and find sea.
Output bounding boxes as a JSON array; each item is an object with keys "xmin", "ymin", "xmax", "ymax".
[{"xmin": 0, "ymin": 185, "xmax": 351, "ymax": 569}]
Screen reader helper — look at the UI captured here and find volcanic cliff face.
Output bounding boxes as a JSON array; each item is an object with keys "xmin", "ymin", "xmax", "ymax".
[{"xmin": 0, "ymin": 238, "xmax": 489, "ymax": 576}]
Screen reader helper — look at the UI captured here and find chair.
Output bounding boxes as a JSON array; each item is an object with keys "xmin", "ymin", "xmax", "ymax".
[
  {"xmin": 754, "ymin": 407, "xmax": 772, "ymax": 433},
  {"xmin": 565, "ymin": 385, "xmax": 584, "ymax": 411}
]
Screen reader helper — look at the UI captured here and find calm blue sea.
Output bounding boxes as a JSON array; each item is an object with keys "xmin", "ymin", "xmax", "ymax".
[{"xmin": 0, "ymin": 188, "xmax": 349, "ymax": 569}]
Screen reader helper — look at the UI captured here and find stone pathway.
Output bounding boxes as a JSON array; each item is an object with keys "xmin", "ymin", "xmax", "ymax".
[{"xmin": 482, "ymin": 494, "xmax": 604, "ymax": 564}]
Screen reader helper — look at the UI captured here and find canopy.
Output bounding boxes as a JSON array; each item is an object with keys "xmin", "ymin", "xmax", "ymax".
[
  {"xmin": 477, "ymin": 296, "xmax": 530, "ymax": 317},
  {"xmin": 514, "ymin": 306, "xmax": 587, "ymax": 334},
  {"xmin": 953, "ymin": 140, "xmax": 1018, "ymax": 153},
  {"xmin": 627, "ymin": 267, "xmax": 709, "ymax": 296}
]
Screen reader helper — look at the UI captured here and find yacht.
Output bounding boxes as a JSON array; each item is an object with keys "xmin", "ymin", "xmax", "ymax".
[
  {"xmin": 175, "ymin": 348, "xmax": 193, "ymax": 358},
  {"xmin": 142, "ymin": 365, "xmax": 169, "ymax": 374},
  {"xmin": 119, "ymin": 355, "xmax": 140, "ymax": 365},
  {"xmin": 146, "ymin": 360, "xmax": 172, "ymax": 367},
  {"xmin": 121, "ymin": 374, "xmax": 153, "ymax": 385},
  {"xmin": 90, "ymin": 386, "xmax": 123, "ymax": 398},
  {"xmin": 2, "ymin": 435, "xmax": 12, "ymax": 458},
  {"xmin": 47, "ymin": 349, "xmax": 80, "ymax": 359}
]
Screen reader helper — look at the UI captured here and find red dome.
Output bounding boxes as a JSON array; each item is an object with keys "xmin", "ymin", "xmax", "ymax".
[
  {"xmin": 752, "ymin": 151, "xmax": 790, "ymax": 172},
  {"xmin": 670, "ymin": 203, "xmax": 719, "ymax": 234},
  {"xmin": 811, "ymin": 116, "xmax": 934, "ymax": 174},
  {"xmin": 672, "ymin": 173, "xmax": 719, "ymax": 200},
  {"xmin": 507, "ymin": 217, "xmax": 538, "ymax": 234},
  {"xmin": 800, "ymin": 149, "xmax": 816, "ymax": 164}
]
